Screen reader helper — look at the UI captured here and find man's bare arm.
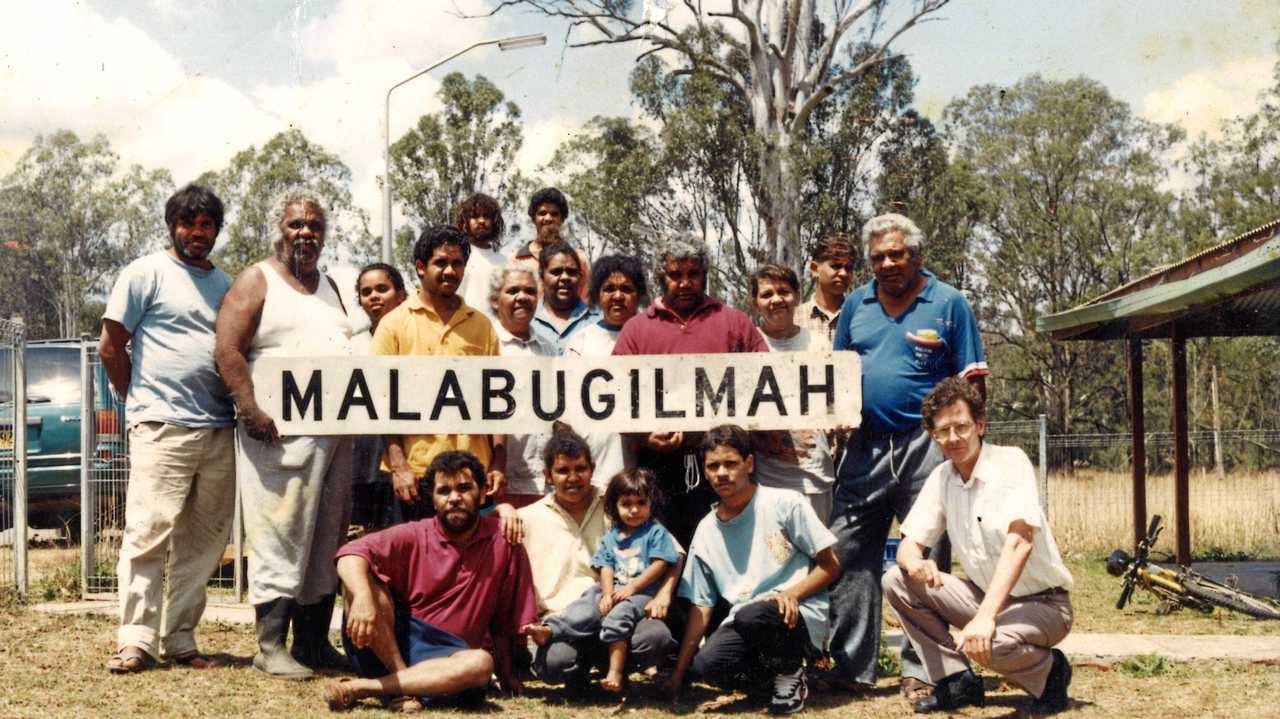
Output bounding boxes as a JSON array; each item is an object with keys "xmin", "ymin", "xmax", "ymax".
[
  {"xmin": 98, "ymin": 320, "xmax": 133, "ymax": 397},
  {"xmin": 336, "ymin": 555, "xmax": 379, "ymax": 648},
  {"xmin": 213, "ymin": 266, "xmax": 274, "ymax": 442}
]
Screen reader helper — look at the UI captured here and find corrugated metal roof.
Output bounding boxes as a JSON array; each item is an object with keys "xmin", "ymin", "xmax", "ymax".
[{"xmin": 1037, "ymin": 219, "xmax": 1280, "ymax": 340}]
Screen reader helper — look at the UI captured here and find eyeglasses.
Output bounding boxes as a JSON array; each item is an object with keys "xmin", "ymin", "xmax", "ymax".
[{"xmin": 930, "ymin": 421, "xmax": 975, "ymax": 442}]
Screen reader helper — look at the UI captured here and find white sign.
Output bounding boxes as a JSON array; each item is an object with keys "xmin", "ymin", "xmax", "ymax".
[{"xmin": 253, "ymin": 352, "xmax": 861, "ymax": 436}]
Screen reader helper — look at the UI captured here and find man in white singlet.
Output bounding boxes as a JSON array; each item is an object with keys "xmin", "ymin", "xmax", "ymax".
[{"xmin": 215, "ymin": 190, "xmax": 354, "ymax": 680}]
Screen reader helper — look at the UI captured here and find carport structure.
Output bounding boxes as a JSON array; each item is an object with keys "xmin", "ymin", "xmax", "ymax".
[{"xmin": 1038, "ymin": 219, "xmax": 1280, "ymax": 564}]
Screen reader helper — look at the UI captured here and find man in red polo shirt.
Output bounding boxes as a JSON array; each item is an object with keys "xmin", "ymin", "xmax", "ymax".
[
  {"xmin": 613, "ymin": 235, "xmax": 768, "ymax": 546},
  {"xmin": 324, "ymin": 451, "xmax": 538, "ymax": 712}
]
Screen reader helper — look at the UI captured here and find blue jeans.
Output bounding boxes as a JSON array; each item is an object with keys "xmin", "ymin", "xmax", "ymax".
[{"xmin": 828, "ymin": 426, "xmax": 950, "ymax": 685}]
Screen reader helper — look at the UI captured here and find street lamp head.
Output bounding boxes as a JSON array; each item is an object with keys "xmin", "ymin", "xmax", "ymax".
[{"xmin": 498, "ymin": 33, "xmax": 547, "ymax": 51}]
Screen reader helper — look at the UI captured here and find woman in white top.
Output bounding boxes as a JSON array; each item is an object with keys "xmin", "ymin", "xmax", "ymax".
[
  {"xmin": 350, "ymin": 263, "xmax": 407, "ymax": 531},
  {"xmin": 749, "ymin": 263, "xmax": 837, "ymax": 522},
  {"xmin": 563, "ymin": 255, "xmax": 648, "ymax": 489},
  {"xmin": 490, "ymin": 265, "xmax": 559, "ymax": 507}
]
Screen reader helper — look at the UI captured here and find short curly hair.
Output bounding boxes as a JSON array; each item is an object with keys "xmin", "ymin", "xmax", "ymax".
[{"xmin": 920, "ymin": 376, "xmax": 985, "ymax": 432}]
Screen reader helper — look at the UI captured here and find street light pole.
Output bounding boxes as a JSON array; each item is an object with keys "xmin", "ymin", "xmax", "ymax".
[{"xmin": 382, "ymin": 33, "xmax": 547, "ymax": 263}]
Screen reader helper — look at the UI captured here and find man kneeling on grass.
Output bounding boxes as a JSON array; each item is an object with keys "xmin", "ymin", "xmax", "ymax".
[
  {"xmin": 883, "ymin": 377, "xmax": 1074, "ymax": 714},
  {"xmin": 664, "ymin": 425, "xmax": 842, "ymax": 715},
  {"xmin": 324, "ymin": 451, "xmax": 539, "ymax": 712}
]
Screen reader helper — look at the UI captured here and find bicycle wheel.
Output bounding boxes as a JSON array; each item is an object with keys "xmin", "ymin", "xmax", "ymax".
[{"xmin": 1182, "ymin": 576, "xmax": 1280, "ymax": 620}]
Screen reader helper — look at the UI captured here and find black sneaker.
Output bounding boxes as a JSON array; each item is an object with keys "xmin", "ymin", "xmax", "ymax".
[
  {"xmin": 770, "ymin": 666, "xmax": 809, "ymax": 714},
  {"xmin": 1029, "ymin": 649, "xmax": 1072, "ymax": 714}
]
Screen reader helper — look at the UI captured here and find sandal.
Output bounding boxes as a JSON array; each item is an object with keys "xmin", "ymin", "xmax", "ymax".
[
  {"xmin": 171, "ymin": 651, "xmax": 224, "ymax": 669},
  {"xmin": 383, "ymin": 696, "xmax": 425, "ymax": 713},
  {"xmin": 324, "ymin": 679, "xmax": 359, "ymax": 711},
  {"xmin": 900, "ymin": 676, "xmax": 933, "ymax": 702},
  {"xmin": 809, "ymin": 668, "xmax": 874, "ymax": 693},
  {"xmin": 107, "ymin": 646, "xmax": 156, "ymax": 674}
]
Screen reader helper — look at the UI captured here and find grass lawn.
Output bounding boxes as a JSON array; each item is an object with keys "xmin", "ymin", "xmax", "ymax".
[
  {"xmin": 0, "ymin": 604, "xmax": 1278, "ymax": 719},
  {"xmin": 5, "ymin": 549, "xmax": 1280, "ymax": 718}
]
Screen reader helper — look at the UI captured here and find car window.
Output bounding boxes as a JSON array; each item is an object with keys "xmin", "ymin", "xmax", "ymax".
[{"xmin": 25, "ymin": 347, "xmax": 82, "ymax": 405}]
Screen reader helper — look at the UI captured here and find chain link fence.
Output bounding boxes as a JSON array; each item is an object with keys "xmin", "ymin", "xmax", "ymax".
[
  {"xmin": 986, "ymin": 418, "xmax": 1280, "ymax": 559},
  {"xmin": 0, "ymin": 318, "xmax": 28, "ymax": 595},
  {"xmin": 78, "ymin": 339, "xmax": 243, "ymax": 599}
]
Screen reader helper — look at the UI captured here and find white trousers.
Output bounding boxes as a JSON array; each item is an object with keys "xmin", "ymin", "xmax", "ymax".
[
  {"xmin": 236, "ymin": 429, "xmax": 352, "ymax": 605},
  {"xmin": 116, "ymin": 422, "xmax": 235, "ymax": 658}
]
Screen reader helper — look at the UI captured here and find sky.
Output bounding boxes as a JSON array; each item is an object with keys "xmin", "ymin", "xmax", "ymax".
[{"xmin": 2, "ymin": 0, "xmax": 1278, "ymax": 240}]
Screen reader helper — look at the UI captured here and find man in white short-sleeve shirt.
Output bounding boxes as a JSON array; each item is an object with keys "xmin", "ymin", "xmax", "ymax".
[
  {"xmin": 884, "ymin": 377, "xmax": 1074, "ymax": 714},
  {"xmin": 100, "ymin": 184, "xmax": 236, "ymax": 674}
]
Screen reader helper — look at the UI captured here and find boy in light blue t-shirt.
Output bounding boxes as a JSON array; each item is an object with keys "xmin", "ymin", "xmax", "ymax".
[{"xmin": 665, "ymin": 425, "xmax": 841, "ymax": 715}]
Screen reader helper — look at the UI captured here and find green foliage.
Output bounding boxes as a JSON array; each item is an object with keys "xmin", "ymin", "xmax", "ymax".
[
  {"xmin": 943, "ymin": 75, "xmax": 1184, "ymax": 432},
  {"xmin": 197, "ymin": 129, "xmax": 373, "ymax": 278},
  {"xmin": 1194, "ymin": 546, "xmax": 1255, "ymax": 562},
  {"xmin": 32, "ymin": 558, "xmax": 81, "ymax": 603},
  {"xmin": 1116, "ymin": 653, "xmax": 1173, "ymax": 677},
  {"xmin": 389, "ymin": 72, "xmax": 525, "ymax": 264},
  {"xmin": 876, "ymin": 636, "xmax": 900, "ymax": 677},
  {"xmin": 0, "ymin": 131, "xmax": 172, "ymax": 339}
]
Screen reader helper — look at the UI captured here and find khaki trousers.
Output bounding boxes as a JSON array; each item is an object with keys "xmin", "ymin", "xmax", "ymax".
[
  {"xmin": 117, "ymin": 422, "xmax": 236, "ymax": 658},
  {"xmin": 882, "ymin": 565, "xmax": 1073, "ymax": 697}
]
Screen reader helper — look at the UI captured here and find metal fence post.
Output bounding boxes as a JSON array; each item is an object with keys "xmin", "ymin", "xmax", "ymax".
[
  {"xmin": 80, "ymin": 336, "xmax": 94, "ymax": 598},
  {"xmin": 1038, "ymin": 414, "xmax": 1049, "ymax": 515},
  {"xmin": 12, "ymin": 319, "xmax": 28, "ymax": 596}
]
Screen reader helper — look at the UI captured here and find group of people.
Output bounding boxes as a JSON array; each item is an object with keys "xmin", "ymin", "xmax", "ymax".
[{"xmin": 100, "ymin": 181, "xmax": 1075, "ymax": 715}]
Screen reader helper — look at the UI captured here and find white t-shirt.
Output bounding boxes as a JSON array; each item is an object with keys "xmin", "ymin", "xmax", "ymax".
[
  {"xmin": 563, "ymin": 321, "xmax": 632, "ymax": 489},
  {"xmin": 754, "ymin": 326, "xmax": 836, "ymax": 494},
  {"xmin": 458, "ymin": 244, "xmax": 507, "ymax": 318},
  {"xmin": 495, "ymin": 322, "xmax": 558, "ymax": 495}
]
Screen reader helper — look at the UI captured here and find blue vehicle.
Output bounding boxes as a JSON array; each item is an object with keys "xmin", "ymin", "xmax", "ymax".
[{"xmin": 0, "ymin": 339, "xmax": 124, "ymax": 530}]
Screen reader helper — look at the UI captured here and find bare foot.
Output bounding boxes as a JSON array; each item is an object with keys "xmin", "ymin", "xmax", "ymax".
[
  {"xmin": 524, "ymin": 623, "xmax": 553, "ymax": 647},
  {"xmin": 601, "ymin": 670, "xmax": 624, "ymax": 693}
]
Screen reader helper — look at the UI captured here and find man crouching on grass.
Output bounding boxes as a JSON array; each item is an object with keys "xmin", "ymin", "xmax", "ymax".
[
  {"xmin": 664, "ymin": 425, "xmax": 842, "ymax": 715},
  {"xmin": 883, "ymin": 377, "xmax": 1074, "ymax": 714},
  {"xmin": 324, "ymin": 451, "xmax": 539, "ymax": 712}
]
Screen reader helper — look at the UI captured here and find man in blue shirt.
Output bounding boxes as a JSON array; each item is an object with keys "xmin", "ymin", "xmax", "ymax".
[
  {"xmin": 827, "ymin": 213, "xmax": 989, "ymax": 701},
  {"xmin": 665, "ymin": 425, "xmax": 841, "ymax": 715},
  {"xmin": 100, "ymin": 185, "xmax": 236, "ymax": 674}
]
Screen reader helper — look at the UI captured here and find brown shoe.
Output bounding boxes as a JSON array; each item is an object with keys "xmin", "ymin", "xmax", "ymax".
[{"xmin": 900, "ymin": 676, "xmax": 933, "ymax": 702}]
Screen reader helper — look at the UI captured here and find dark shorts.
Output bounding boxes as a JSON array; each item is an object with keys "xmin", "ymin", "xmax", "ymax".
[{"xmin": 342, "ymin": 608, "xmax": 470, "ymax": 678}]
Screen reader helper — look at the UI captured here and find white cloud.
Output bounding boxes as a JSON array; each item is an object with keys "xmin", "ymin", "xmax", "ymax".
[{"xmin": 1141, "ymin": 56, "xmax": 1277, "ymax": 139}]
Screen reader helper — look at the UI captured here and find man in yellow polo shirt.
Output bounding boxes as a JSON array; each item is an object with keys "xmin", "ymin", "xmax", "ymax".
[{"xmin": 372, "ymin": 225, "xmax": 503, "ymax": 516}]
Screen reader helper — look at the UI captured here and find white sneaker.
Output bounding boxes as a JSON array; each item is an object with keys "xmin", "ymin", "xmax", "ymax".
[{"xmin": 770, "ymin": 666, "xmax": 808, "ymax": 714}]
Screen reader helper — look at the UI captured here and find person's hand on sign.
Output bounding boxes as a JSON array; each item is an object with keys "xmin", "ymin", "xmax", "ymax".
[
  {"xmin": 392, "ymin": 465, "xmax": 419, "ymax": 504},
  {"xmin": 239, "ymin": 403, "xmax": 280, "ymax": 445},
  {"xmin": 645, "ymin": 431, "xmax": 683, "ymax": 452}
]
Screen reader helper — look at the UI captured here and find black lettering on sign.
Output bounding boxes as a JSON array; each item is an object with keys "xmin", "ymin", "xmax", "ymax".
[
  {"xmin": 695, "ymin": 366, "xmax": 735, "ymax": 417},
  {"xmin": 800, "ymin": 364, "xmax": 835, "ymax": 415},
  {"xmin": 629, "ymin": 368, "xmax": 640, "ymax": 419},
  {"xmin": 337, "ymin": 369, "xmax": 377, "ymax": 420},
  {"xmin": 532, "ymin": 370, "xmax": 566, "ymax": 421},
  {"xmin": 747, "ymin": 366, "xmax": 787, "ymax": 417},
  {"xmin": 389, "ymin": 369, "xmax": 421, "ymax": 421},
  {"xmin": 654, "ymin": 368, "xmax": 686, "ymax": 418},
  {"xmin": 482, "ymin": 369, "xmax": 516, "ymax": 420},
  {"xmin": 282, "ymin": 370, "xmax": 322, "ymax": 421},
  {"xmin": 430, "ymin": 370, "xmax": 470, "ymax": 420},
  {"xmin": 582, "ymin": 369, "xmax": 615, "ymax": 420}
]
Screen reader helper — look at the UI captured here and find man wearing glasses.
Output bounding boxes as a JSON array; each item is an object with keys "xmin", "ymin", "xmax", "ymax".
[
  {"xmin": 884, "ymin": 377, "xmax": 1073, "ymax": 714},
  {"xmin": 825, "ymin": 213, "xmax": 989, "ymax": 701}
]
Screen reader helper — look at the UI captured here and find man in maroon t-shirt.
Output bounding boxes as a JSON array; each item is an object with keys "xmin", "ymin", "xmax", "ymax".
[
  {"xmin": 612, "ymin": 235, "xmax": 769, "ymax": 547},
  {"xmin": 324, "ymin": 451, "xmax": 539, "ymax": 712}
]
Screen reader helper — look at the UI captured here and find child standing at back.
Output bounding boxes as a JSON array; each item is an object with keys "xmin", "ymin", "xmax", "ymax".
[{"xmin": 524, "ymin": 468, "xmax": 680, "ymax": 692}]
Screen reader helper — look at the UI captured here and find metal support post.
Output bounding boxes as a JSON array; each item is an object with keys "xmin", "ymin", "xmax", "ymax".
[
  {"xmin": 1037, "ymin": 414, "xmax": 1048, "ymax": 516},
  {"xmin": 12, "ymin": 321, "xmax": 27, "ymax": 595},
  {"xmin": 80, "ymin": 336, "xmax": 94, "ymax": 597}
]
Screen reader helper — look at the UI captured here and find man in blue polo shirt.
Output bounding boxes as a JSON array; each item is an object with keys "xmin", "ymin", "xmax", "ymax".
[{"xmin": 825, "ymin": 213, "xmax": 989, "ymax": 702}]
